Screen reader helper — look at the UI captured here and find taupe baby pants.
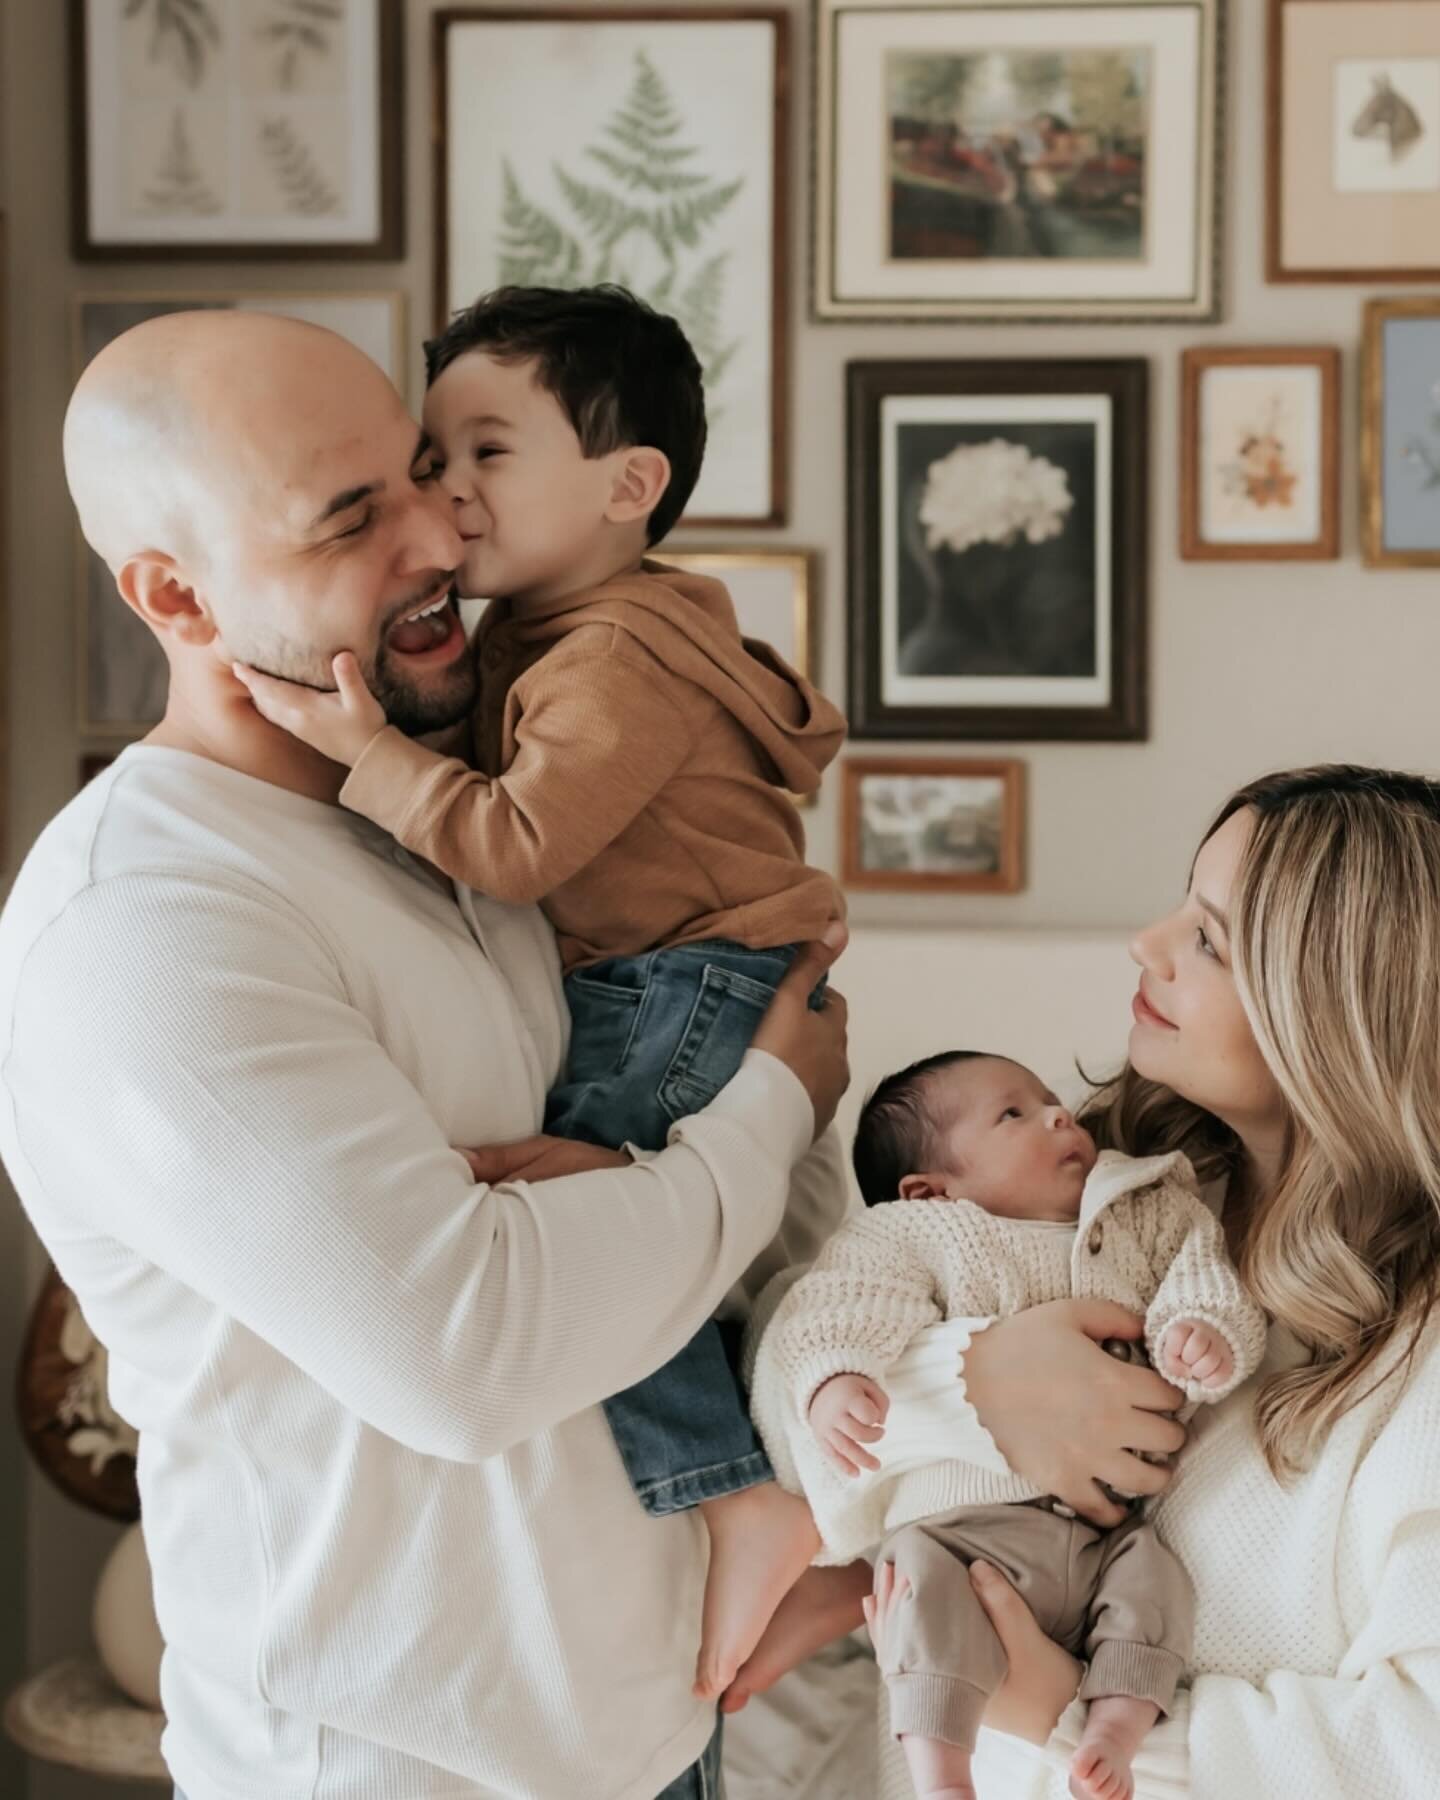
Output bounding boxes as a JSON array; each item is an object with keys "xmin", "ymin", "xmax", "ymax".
[{"xmin": 876, "ymin": 1500, "xmax": 1194, "ymax": 1750}]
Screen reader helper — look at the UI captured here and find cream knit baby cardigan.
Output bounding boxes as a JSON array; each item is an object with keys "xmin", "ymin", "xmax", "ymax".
[{"xmin": 750, "ymin": 1149, "xmax": 1268, "ymax": 1562}]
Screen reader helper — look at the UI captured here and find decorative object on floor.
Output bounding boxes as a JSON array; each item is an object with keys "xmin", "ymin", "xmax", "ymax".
[
  {"xmin": 812, "ymin": 0, "xmax": 1222, "ymax": 322},
  {"xmin": 1180, "ymin": 346, "xmax": 1340, "ymax": 559},
  {"xmin": 660, "ymin": 549, "xmax": 814, "ymax": 679},
  {"xmin": 3, "ymin": 1656, "xmax": 166, "ymax": 1784},
  {"xmin": 73, "ymin": 290, "xmax": 407, "ymax": 737},
  {"xmin": 70, "ymin": 0, "xmax": 403, "ymax": 258},
  {"xmin": 841, "ymin": 757, "xmax": 1025, "ymax": 893},
  {"xmin": 434, "ymin": 7, "xmax": 788, "ymax": 526},
  {"xmin": 93, "ymin": 1527, "xmax": 165, "ymax": 1710},
  {"xmin": 847, "ymin": 358, "xmax": 1147, "ymax": 741},
  {"xmin": 1361, "ymin": 295, "xmax": 1440, "ymax": 566},
  {"xmin": 1267, "ymin": 0, "xmax": 1440, "ymax": 281}
]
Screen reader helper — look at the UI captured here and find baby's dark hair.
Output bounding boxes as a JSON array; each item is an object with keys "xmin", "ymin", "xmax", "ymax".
[
  {"xmin": 423, "ymin": 283, "xmax": 706, "ymax": 545},
  {"xmin": 852, "ymin": 1050, "xmax": 992, "ymax": 1207}
]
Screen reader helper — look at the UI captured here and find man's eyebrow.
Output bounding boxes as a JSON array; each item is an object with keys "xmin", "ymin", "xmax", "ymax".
[
  {"xmin": 306, "ymin": 432, "xmax": 435, "ymax": 532},
  {"xmin": 1197, "ymin": 895, "xmax": 1231, "ymax": 933}
]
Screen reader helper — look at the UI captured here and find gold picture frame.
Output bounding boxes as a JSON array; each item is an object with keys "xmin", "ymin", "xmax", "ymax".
[
  {"xmin": 1361, "ymin": 296, "xmax": 1440, "ymax": 568},
  {"xmin": 841, "ymin": 756, "xmax": 1025, "ymax": 894}
]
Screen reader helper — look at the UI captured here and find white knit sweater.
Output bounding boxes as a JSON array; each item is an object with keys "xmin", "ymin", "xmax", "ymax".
[
  {"xmin": 871, "ymin": 1311, "xmax": 1440, "ymax": 1800},
  {"xmin": 0, "ymin": 746, "xmax": 847, "ymax": 1800},
  {"xmin": 750, "ymin": 1150, "xmax": 1267, "ymax": 1561}
]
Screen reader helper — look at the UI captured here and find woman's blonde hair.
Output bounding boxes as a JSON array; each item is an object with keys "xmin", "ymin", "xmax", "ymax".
[{"xmin": 1083, "ymin": 765, "xmax": 1440, "ymax": 1479}]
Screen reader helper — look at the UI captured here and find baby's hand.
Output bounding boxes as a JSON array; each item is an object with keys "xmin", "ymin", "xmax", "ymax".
[
  {"xmin": 807, "ymin": 1373, "xmax": 889, "ymax": 1478},
  {"xmin": 1159, "ymin": 1320, "xmax": 1233, "ymax": 1391},
  {"xmin": 233, "ymin": 651, "xmax": 386, "ymax": 767}
]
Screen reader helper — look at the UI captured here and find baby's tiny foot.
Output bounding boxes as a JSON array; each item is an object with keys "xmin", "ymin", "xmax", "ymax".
[
  {"xmin": 694, "ymin": 1483, "xmax": 821, "ymax": 1699},
  {"xmin": 1069, "ymin": 1723, "xmax": 1141, "ymax": 1800}
]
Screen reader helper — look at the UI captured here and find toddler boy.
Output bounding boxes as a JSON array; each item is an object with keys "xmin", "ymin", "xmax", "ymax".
[
  {"xmin": 234, "ymin": 285, "xmax": 846, "ymax": 1700},
  {"xmin": 752, "ymin": 1050, "xmax": 1268, "ymax": 1800}
]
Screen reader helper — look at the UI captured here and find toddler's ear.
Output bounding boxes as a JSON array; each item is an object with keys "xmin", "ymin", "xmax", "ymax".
[
  {"xmin": 605, "ymin": 445, "xmax": 671, "ymax": 526},
  {"xmin": 898, "ymin": 1172, "xmax": 950, "ymax": 1201}
]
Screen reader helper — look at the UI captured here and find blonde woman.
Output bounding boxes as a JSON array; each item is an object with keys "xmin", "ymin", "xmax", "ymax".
[{"xmin": 737, "ymin": 764, "xmax": 1440, "ymax": 1799}]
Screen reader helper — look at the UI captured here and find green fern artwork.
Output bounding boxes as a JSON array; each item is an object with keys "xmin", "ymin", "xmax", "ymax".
[{"xmin": 498, "ymin": 51, "xmax": 743, "ymax": 413}]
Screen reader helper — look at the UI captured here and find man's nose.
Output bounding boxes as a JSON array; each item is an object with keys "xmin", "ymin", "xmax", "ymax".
[{"xmin": 403, "ymin": 488, "xmax": 464, "ymax": 572}]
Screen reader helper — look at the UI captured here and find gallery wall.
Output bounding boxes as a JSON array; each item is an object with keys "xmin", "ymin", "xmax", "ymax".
[{"xmin": 3, "ymin": 1, "xmax": 1440, "ymax": 1795}]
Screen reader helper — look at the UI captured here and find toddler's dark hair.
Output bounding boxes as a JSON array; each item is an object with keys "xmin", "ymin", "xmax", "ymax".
[
  {"xmin": 852, "ymin": 1050, "xmax": 989, "ymax": 1207},
  {"xmin": 424, "ymin": 283, "xmax": 706, "ymax": 545}
]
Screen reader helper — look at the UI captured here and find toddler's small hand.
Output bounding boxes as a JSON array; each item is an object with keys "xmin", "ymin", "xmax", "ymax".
[
  {"xmin": 233, "ymin": 651, "xmax": 386, "ymax": 767},
  {"xmin": 1160, "ymin": 1320, "xmax": 1233, "ymax": 1390},
  {"xmin": 807, "ymin": 1373, "xmax": 889, "ymax": 1478}
]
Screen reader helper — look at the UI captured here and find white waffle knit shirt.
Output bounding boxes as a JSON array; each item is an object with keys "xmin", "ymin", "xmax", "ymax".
[{"xmin": 0, "ymin": 745, "xmax": 846, "ymax": 1800}]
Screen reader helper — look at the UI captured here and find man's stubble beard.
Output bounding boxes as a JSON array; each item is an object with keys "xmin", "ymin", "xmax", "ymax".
[{"xmin": 232, "ymin": 625, "xmax": 478, "ymax": 739}]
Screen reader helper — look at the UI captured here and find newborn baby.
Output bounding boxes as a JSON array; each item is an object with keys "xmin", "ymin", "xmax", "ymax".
[{"xmin": 754, "ymin": 1050, "xmax": 1268, "ymax": 1800}]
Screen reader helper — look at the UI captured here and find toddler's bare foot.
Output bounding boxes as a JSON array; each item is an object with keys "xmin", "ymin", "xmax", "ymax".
[
  {"xmin": 1068, "ymin": 1694, "xmax": 1160, "ymax": 1800},
  {"xmin": 718, "ymin": 1560, "xmax": 871, "ymax": 1713},
  {"xmin": 900, "ymin": 1730, "xmax": 977, "ymax": 1800},
  {"xmin": 694, "ymin": 1482, "xmax": 822, "ymax": 1699}
]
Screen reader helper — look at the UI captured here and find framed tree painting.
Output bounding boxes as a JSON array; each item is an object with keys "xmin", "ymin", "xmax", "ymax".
[
  {"xmin": 813, "ymin": 0, "xmax": 1223, "ymax": 322},
  {"xmin": 434, "ymin": 8, "xmax": 788, "ymax": 526},
  {"xmin": 70, "ymin": 0, "xmax": 404, "ymax": 259},
  {"xmin": 74, "ymin": 291, "xmax": 407, "ymax": 737},
  {"xmin": 1267, "ymin": 0, "xmax": 1440, "ymax": 282},
  {"xmin": 1180, "ymin": 346, "xmax": 1340, "ymax": 559},
  {"xmin": 1361, "ymin": 296, "xmax": 1440, "ymax": 567},
  {"xmin": 841, "ymin": 756, "xmax": 1025, "ymax": 892},
  {"xmin": 848, "ymin": 359, "xmax": 1148, "ymax": 742}
]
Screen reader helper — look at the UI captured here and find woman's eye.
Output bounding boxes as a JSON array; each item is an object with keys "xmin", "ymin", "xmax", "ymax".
[{"xmin": 1197, "ymin": 926, "xmax": 1217, "ymax": 960}]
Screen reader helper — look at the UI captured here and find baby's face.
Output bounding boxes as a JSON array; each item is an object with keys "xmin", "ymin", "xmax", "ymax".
[
  {"xmin": 422, "ymin": 351, "xmax": 625, "ymax": 606},
  {"xmin": 905, "ymin": 1057, "xmax": 1097, "ymax": 1221}
]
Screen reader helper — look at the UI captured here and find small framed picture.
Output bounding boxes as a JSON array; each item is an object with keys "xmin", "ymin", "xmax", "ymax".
[
  {"xmin": 434, "ymin": 7, "xmax": 788, "ymax": 527},
  {"xmin": 1180, "ymin": 347, "xmax": 1340, "ymax": 560},
  {"xmin": 841, "ymin": 757, "xmax": 1025, "ymax": 893},
  {"xmin": 1267, "ymin": 0, "xmax": 1440, "ymax": 282},
  {"xmin": 70, "ymin": 0, "xmax": 404, "ymax": 259},
  {"xmin": 658, "ymin": 549, "xmax": 814, "ymax": 679},
  {"xmin": 74, "ymin": 291, "xmax": 407, "ymax": 737},
  {"xmin": 813, "ymin": 0, "xmax": 1223, "ymax": 322},
  {"xmin": 1362, "ymin": 296, "xmax": 1440, "ymax": 567},
  {"xmin": 848, "ymin": 358, "xmax": 1148, "ymax": 742}
]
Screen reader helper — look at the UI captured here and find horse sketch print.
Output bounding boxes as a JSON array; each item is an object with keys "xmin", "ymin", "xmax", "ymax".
[{"xmin": 1352, "ymin": 71, "xmax": 1426, "ymax": 163}]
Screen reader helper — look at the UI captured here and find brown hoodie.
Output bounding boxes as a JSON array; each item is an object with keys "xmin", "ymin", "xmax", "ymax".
[{"xmin": 339, "ymin": 564, "xmax": 846, "ymax": 969}]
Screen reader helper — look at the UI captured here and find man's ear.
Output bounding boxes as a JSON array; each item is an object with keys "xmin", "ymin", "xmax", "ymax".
[
  {"xmin": 117, "ymin": 553, "xmax": 215, "ymax": 646},
  {"xmin": 898, "ymin": 1172, "xmax": 951, "ymax": 1201},
  {"xmin": 605, "ymin": 445, "xmax": 671, "ymax": 528}
]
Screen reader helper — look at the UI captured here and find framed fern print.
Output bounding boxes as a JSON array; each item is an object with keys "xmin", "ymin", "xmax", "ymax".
[
  {"xmin": 434, "ymin": 8, "xmax": 789, "ymax": 526},
  {"xmin": 70, "ymin": 0, "xmax": 404, "ymax": 258}
]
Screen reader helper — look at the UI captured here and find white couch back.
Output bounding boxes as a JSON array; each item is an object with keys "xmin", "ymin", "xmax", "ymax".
[{"xmin": 834, "ymin": 927, "xmax": 1137, "ymax": 1192}]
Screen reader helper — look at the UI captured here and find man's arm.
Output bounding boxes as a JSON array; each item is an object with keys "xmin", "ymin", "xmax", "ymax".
[{"xmin": 4, "ymin": 874, "xmax": 824, "ymax": 1462}]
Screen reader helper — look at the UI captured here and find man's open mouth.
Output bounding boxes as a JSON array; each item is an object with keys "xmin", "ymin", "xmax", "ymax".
[{"xmin": 386, "ymin": 587, "xmax": 460, "ymax": 656}]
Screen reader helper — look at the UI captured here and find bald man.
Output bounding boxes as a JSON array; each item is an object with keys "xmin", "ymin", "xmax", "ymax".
[{"xmin": 0, "ymin": 313, "xmax": 850, "ymax": 1800}]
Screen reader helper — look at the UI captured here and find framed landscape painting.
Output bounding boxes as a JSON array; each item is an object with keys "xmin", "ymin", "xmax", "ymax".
[
  {"xmin": 1267, "ymin": 0, "xmax": 1440, "ymax": 281},
  {"xmin": 1362, "ymin": 297, "xmax": 1440, "ymax": 567},
  {"xmin": 847, "ymin": 359, "xmax": 1148, "ymax": 741},
  {"xmin": 841, "ymin": 756, "xmax": 1025, "ymax": 892},
  {"xmin": 434, "ymin": 8, "xmax": 788, "ymax": 526},
  {"xmin": 1180, "ymin": 346, "xmax": 1340, "ymax": 559},
  {"xmin": 70, "ymin": 0, "xmax": 404, "ymax": 258},
  {"xmin": 813, "ymin": 0, "xmax": 1222, "ymax": 321},
  {"xmin": 75, "ymin": 291, "xmax": 406, "ymax": 737}
]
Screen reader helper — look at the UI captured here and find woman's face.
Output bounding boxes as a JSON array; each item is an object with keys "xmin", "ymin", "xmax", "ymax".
[{"xmin": 1128, "ymin": 807, "xmax": 1286, "ymax": 1152}]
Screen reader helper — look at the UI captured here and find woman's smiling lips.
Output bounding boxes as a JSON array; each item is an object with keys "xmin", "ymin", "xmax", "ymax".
[{"xmin": 1133, "ymin": 984, "xmax": 1177, "ymax": 1030}]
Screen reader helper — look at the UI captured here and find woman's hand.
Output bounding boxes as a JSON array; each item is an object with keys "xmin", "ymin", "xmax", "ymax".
[
  {"xmin": 969, "ymin": 1560, "xmax": 1082, "ymax": 1745},
  {"xmin": 963, "ymin": 1300, "xmax": 1187, "ymax": 1527},
  {"xmin": 233, "ymin": 651, "xmax": 386, "ymax": 767},
  {"xmin": 456, "ymin": 1135, "xmax": 630, "ymax": 1184}
]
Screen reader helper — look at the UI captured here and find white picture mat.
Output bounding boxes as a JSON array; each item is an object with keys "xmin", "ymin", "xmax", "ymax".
[
  {"xmin": 85, "ymin": 0, "xmax": 382, "ymax": 245},
  {"xmin": 1332, "ymin": 57, "xmax": 1440, "ymax": 194},
  {"xmin": 880, "ymin": 393, "xmax": 1113, "ymax": 709},
  {"xmin": 831, "ymin": 4, "xmax": 1200, "ymax": 303},
  {"xmin": 1199, "ymin": 364, "xmax": 1323, "ymax": 544},
  {"xmin": 443, "ymin": 19, "xmax": 776, "ymax": 522}
]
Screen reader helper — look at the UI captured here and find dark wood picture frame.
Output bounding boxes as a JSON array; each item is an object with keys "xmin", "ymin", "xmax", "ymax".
[
  {"xmin": 69, "ymin": 0, "xmax": 405, "ymax": 260},
  {"xmin": 431, "ymin": 6, "xmax": 789, "ymax": 528},
  {"xmin": 841, "ymin": 756, "xmax": 1025, "ymax": 894},
  {"xmin": 1266, "ymin": 0, "xmax": 1440, "ymax": 283},
  {"xmin": 847, "ymin": 359, "xmax": 1148, "ymax": 742},
  {"xmin": 1361, "ymin": 295, "xmax": 1440, "ymax": 569},
  {"xmin": 1179, "ymin": 345, "xmax": 1340, "ymax": 560}
]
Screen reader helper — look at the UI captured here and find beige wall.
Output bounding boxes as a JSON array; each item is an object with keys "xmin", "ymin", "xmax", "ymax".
[{"xmin": 3, "ymin": 0, "xmax": 1438, "ymax": 1794}]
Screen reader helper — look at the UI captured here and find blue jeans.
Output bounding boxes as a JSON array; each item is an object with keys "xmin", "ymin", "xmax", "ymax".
[
  {"xmin": 545, "ymin": 940, "xmax": 821, "ymax": 1516},
  {"xmin": 175, "ymin": 1721, "xmax": 724, "ymax": 1798}
]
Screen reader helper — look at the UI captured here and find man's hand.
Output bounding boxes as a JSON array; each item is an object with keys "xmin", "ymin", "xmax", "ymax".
[
  {"xmin": 750, "ymin": 922, "xmax": 849, "ymax": 1139},
  {"xmin": 233, "ymin": 651, "xmax": 386, "ymax": 767},
  {"xmin": 1159, "ymin": 1318, "xmax": 1233, "ymax": 1390},
  {"xmin": 808, "ymin": 1372, "xmax": 890, "ymax": 1477},
  {"xmin": 456, "ymin": 1134, "xmax": 629, "ymax": 1185}
]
